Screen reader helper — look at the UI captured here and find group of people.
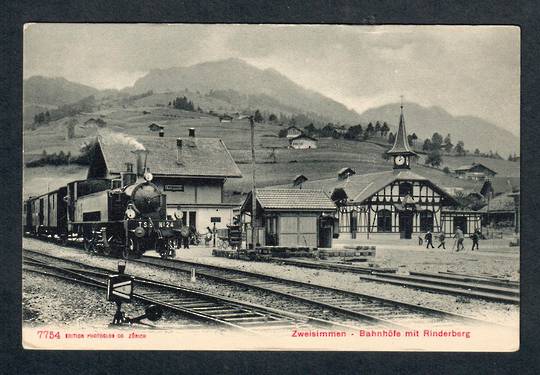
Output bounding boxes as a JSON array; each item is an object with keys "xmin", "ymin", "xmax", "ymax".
[{"xmin": 422, "ymin": 227, "xmax": 481, "ymax": 251}]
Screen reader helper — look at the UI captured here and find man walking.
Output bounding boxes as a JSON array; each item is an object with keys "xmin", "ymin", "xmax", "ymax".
[
  {"xmin": 437, "ymin": 232, "xmax": 446, "ymax": 249},
  {"xmin": 454, "ymin": 227, "xmax": 465, "ymax": 251},
  {"xmin": 424, "ymin": 230, "xmax": 434, "ymax": 249}
]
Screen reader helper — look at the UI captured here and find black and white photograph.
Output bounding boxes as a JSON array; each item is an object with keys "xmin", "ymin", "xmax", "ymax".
[{"xmin": 22, "ymin": 24, "xmax": 520, "ymax": 350}]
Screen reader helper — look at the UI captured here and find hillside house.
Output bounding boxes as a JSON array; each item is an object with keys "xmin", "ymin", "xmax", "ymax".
[
  {"xmin": 148, "ymin": 123, "xmax": 164, "ymax": 132},
  {"xmin": 285, "ymin": 125, "xmax": 303, "ymax": 139},
  {"xmin": 87, "ymin": 129, "xmax": 242, "ymax": 231},
  {"xmin": 454, "ymin": 163, "xmax": 497, "ymax": 181},
  {"xmin": 219, "ymin": 115, "xmax": 233, "ymax": 123},
  {"xmin": 241, "ymin": 189, "xmax": 337, "ymax": 248},
  {"xmin": 274, "ymin": 105, "xmax": 482, "ymax": 239},
  {"xmin": 289, "ymin": 134, "xmax": 318, "ymax": 149}
]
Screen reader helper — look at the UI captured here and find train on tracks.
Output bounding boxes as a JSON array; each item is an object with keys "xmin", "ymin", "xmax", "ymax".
[{"xmin": 23, "ymin": 166, "xmax": 183, "ymax": 259}]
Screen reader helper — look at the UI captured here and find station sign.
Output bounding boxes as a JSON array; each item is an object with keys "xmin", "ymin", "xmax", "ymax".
[
  {"xmin": 107, "ymin": 274, "xmax": 134, "ymax": 303},
  {"xmin": 211, "ymin": 217, "xmax": 221, "ymax": 223}
]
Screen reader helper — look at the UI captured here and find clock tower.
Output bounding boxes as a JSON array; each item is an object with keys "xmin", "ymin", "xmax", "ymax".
[{"xmin": 387, "ymin": 101, "xmax": 418, "ymax": 170}]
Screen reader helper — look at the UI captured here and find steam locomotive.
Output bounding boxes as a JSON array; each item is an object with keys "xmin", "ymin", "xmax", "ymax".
[{"xmin": 23, "ymin": 167, "xmax": 182, "ymax": 259}]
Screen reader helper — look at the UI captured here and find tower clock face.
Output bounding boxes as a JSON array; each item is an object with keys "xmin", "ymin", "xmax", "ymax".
[{"xmin": 395, "ymin": 155, "xmax": 406, "ymax": 166}]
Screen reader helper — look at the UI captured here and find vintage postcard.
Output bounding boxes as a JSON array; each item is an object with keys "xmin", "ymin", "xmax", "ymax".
[{"xmin": 22, "ymin": 24, "xmax": 519, "ymax": 351}]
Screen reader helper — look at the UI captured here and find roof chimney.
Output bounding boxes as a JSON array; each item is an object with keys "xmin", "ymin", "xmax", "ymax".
[
  {"xmin": 188, "ymin": 128, "xmax": 195, "ymax": 137},
  {"xmin": 176, "ymin": 138, "xmax": 183, "ymax": 164},
  {"xmin": 159, "ymin": 129, "xmax": 164, "ymax": 137}
]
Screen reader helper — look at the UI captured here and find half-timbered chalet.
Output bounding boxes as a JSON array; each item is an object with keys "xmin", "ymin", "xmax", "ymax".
[{"xmin": 280, "ymin": 105, "xmax": 482, "ymax": 239}]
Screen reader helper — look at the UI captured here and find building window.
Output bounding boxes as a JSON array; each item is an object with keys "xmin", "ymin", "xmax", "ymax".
[
  {"xmin": 420, "ymin": 210, "xmax": 434, "ymax": 232},
  {"xmin": 399, "ymin": 182, "xmax": 413, "ymax": 196},
  {"xmin": 377, "ymin": 209, "xmax": 392, "ymax": 232}
]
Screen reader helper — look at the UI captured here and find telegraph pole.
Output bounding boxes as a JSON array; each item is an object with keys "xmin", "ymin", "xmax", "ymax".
[{"xmin": 250, "ymin": 115, "xmax": 257, "ymax": 250}]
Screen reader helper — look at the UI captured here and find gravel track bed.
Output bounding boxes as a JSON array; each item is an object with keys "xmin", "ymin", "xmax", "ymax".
[
  {"xmin": 22, "ymin": 270, "xmax": 201, "ymax": 329},
  {"xmin": 23, "ymin": 238, "xmax": 519, "ymax": 327},
  {"xmin": 23, "ymin": 242, "xmax": 369, "ymax": 327}
]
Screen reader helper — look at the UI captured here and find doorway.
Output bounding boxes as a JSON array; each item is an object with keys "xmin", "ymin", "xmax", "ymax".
[
  {"xmin": 399, "ymin": 212, "xmax": 413, "ymax": 239},
  {"xmin": 318, "ymin": 216, "xmax": 333, "ymax": 248}
]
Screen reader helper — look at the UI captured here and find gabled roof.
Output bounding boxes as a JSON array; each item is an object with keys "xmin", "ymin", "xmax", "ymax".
[
  {"xmin": 387, "ymin": 107, "xmax": 418, "ymax": 156},
  {"xmin": 478, "ymin": 193, "xmax": 516, "ymax": 213},
  {"xmin": 489, "ymin": 176, "xmax": 520, "ymax": 194},
  {"xmin": 454, "ymin": 162, "xmax": 497, "ymax": 174},
  {"xmin": 96, "ymin": 133, "xmax": 242, "ymax": 178},
  {"xmin": 286, "ymin": 125, "xmax": 302, "ymax": 132},
  {"xmin": 241, "ymin": 188, "xmax": 336, "ymax": 211},
  {"xmin": 289, "ymin": 133, "xmax": 317, "ymax": 142},
  {"xmin": 274, "ymin": 169, "xmax": 458, "ymax": 206}
]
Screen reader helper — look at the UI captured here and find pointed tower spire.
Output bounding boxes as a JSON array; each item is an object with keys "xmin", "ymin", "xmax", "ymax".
[
  {"xmin": 387, "ymin": 98, "xmax": 418, "ymax": 170},
  {"xmin": 387, "ymin": 98, "xmax": 417, "ymax": 156}
]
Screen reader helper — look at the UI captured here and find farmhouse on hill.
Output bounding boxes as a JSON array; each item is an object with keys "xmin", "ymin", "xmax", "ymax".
[
  {"xmin": 454, "ymin": 162, "xmax": 497, "ymax": 181},
  {"xmin": 148, "ymin": 123, "xmax": 164, "ymax": 132},
  {"xmin": 219, "ymin": 114, "xmax": 233, "ymax": 123},
  {"xmin": 285, "ymin": 125, "xmax": 303, "ymax": 139},
  {"xmin": 87, "ymin": 129, "xmax": 242, "ymax": 231},
  {"xmin": 289, "ymin": 133, "xmax": 318, "ymax": 149}
]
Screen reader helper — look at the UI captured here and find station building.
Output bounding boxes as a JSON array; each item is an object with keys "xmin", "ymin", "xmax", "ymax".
[
  {"xmin": 240, "ymin": 188, "xmax": 337, "ymax": 248},
  {"xmin": 285, "ymin": 106, "xmax": 482, "ymax": 239},
  {"xmin": 86, "ymin": 129, "xmax": 242, "ymax": 231}
]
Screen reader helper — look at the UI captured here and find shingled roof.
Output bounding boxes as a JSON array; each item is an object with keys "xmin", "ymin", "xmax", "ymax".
[
  {"xmin": 242, "ymin": 189, "xmax": 336, "ymax": 211},
  {"xmin": 97, "ymin": 133, "xmax": 242, "ymax": 178}
]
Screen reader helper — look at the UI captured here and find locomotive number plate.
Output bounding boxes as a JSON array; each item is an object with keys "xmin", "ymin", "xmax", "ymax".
[{"xmin": 158, "ymin": 221, "xmax": 174, "ymax": 228}]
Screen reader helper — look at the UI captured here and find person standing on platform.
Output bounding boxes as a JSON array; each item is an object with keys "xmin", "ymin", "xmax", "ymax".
[
  {"xmin": 454, "ymin": 227, "xmax": 465, "ymax": 251},
  {"xmin": 471, "ymin": 229, "xmax": 480, "ymax": 251},
  {"xmin": 424, "ymin": 230, "xmax": 434, "ymax": 249},
  {"xmin": 437, "ymin": 232, "xmax": 446, "ymax": 249}
]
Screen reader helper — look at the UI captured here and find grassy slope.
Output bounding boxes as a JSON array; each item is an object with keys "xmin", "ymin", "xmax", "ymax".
[{"xmin": 23, "ymin": 103, "xmax": 519, "ymax": 203}]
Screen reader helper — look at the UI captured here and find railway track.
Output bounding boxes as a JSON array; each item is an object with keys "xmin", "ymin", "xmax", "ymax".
[
  {"xmin": 131, "ymin": 255, "xmax": 501, "ymax": 329},
  {"xmin": 251, "ymin": 256, "xmax": 519, "ymax": 303},
  {"xmin": 356, "ymin": 271, "xmax": 519, "ymax": 304},
  {"xmin": 22, "ymin": 250, "xmax": 360, "ymax": 334}
]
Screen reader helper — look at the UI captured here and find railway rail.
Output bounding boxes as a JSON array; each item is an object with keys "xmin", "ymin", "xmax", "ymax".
[
  {"xmin": 131, "ymin": 255, "xmax": 502, "ymax": 329},
  {"xmin": 22, "ymin": 250, "xmax": 359, "ymax": 333},
  {"xmin": 250, "ymin": 257, "xmax": 519, "ymax": 303}
]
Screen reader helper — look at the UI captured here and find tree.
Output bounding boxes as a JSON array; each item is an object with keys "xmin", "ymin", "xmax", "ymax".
[
  {"xmin": 366, "ymin": 122, "xmax": 374, "ymax": 138},
  {"xmin": 268, "ymin": 113, "xmax": 277, "ymax": 122},
  {"xmin": 66, "ymin": 118, "xmax": 77, "ymax": 139},
  {"xmin": 431, "ymin": 132, "xmax": 444, "ymax": 150},
  {"xmin": 304, "ymin": 123, "xmax": 316, "ymax": 136},
  {"xmin": 374, "ymin": 121, "xmax": 381, "ymax": 136},
  {"xmin": 254, "ymin": 110, "xmax": 264, "ymax": 123},
  {"xmin": 381, "ymin": 122, "xmax": 390, "ymax": 137},
  {"xmin": 422, "ymin": 138, "xmax": 432, "ymax": 151},
  {"xmin": 443, "ymin": 166, "xmax": 451, "ymax": 174},
  {"xmin": 344, "ymin": 124, "xmax": 362, "ymax": 140},
  {"xmin": 425, "ymin": 149, "xmax": 442, "ymax": 167},
  {"xmin": 474, "ymin": 148, "xmax": 480, "ymax": 156},
  {"xmin": 454, "ymin": 140, "xmax": 465, "ymax": 156},
  {"xmin": 443, "ymin": 134, "xmax": 453, "ymax": 153},
  {"xmin": 278, "ymin": 128, "xmax": 288, "ymax": 138},
  {"xmin": 388, "ymin": 132, "xmax": 395, "ymax": 144},
  {"xmin": 411, "ymin": 133, "xmax": 418, "ymax": 146}
]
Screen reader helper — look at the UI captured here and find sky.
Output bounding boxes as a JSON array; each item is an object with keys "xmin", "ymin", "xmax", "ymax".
[{"xmin": 24, "ymin": 24, "xmax": 520, "ymax": 136}]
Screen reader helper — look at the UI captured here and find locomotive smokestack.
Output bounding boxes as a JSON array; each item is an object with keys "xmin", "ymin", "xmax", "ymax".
[
  {"xmin": 176, "ymin": 138, "xmax": 183, "ymax": 164},
  {"xmin": 188, "ymin": 128, "xmax": 195, "ymax": 137},
  {"xmin": 133, "ymin": 149, "xmax": 149, "ymax": 177}
]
